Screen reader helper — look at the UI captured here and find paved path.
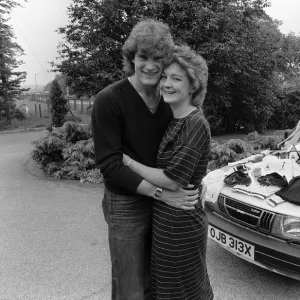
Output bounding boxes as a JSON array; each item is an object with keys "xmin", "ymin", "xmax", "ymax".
[
  {"xmin": 1, "ymin": 131, "xmax": 300, "ymax": 300},
  {"xmin": 0, "ymin": 131, "xmax": 110, "ymax": 300}
]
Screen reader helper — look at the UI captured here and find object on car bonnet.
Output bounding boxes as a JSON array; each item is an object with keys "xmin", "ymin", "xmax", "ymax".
[
  {"xmin": 224, "ymin": 170, "xmax": 251, "ymax": 187},
  {"xmin": 275, "ymin": 176, "xmax": 300, "ymax": 205},
  {"xmin": 257, "ymin": 172, "xmax": 288, "ymax": 188}
]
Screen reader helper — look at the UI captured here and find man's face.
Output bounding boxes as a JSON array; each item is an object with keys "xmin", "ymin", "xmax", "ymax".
[{"xmin": 132, "ymin": 51, "xmax": 164, "ymax": 86}]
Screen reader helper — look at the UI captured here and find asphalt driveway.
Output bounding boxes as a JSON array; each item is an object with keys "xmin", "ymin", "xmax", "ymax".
[
  {"xmin": 0, "ymin": 130, "xmax": 300, "ymax": 300},
  {"xmin": 0, "ymin": 131, "xmax": 110, "ymax": 300}
]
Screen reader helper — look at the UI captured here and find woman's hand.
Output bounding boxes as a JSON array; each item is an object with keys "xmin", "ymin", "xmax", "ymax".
[{"xmin": 123, "ymin": 153, "xmax": 131, "ymax": 165}]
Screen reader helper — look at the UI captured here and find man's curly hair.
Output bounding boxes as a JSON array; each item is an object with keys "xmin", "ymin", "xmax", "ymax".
[{"xmin": 122, "ymin": 19, "xmax": 174, "ymax": 76}]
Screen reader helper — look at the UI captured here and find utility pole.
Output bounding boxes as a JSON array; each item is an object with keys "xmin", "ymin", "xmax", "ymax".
[{"xmin": 35, "ymin": 73, "xmax": 39, "ymax": 97}]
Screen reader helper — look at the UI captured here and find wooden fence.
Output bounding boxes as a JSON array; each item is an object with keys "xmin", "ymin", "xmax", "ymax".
[{"xmin": 20, "ymin": 93, "xmax": 94, "ymax": 117}]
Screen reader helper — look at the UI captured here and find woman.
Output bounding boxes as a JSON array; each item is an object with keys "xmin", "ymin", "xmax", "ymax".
[{"xmin": 123, "ymin": 45, "xmax": 213, "ymax": 300}]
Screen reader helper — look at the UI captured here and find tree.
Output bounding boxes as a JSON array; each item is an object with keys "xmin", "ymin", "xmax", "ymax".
[
  {"xmin": 54, "ymin": 0, "xmax": 141, "ymax": 97},
  {"xmin": 44, "ymin": 73, "xmax": 68, "ymax": 95},
  {"xmin": 0, "ymin": 0, "xmax": 27, "ymax": 124},
  {"xmin": 268, "ymin": 32, "xmax": 300, "ymax": 129},
  {"xmin": 55, "ymin": 0, "xmax": 283, "ymax": 133},
  {"xmin": 155, "ymin": 0, "xmax": 284, "ymax": 133},
  {"xmin": 49, "ymin": 79, "xmax": 68, "ymax": 129},
  {"xmin": 275, "ymin": 32, "xmax": 300, "ymax": 91}
]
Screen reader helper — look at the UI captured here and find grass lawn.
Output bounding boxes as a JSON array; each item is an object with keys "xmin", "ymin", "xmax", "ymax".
[{"xmin": 0, "ymin": 110, "xmax": 91, "ymax": 132}]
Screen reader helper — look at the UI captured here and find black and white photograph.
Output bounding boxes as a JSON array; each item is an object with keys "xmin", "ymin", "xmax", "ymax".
[{"xmin": 1, "ymin": 0, "xmax": 300, "ymax": 299}]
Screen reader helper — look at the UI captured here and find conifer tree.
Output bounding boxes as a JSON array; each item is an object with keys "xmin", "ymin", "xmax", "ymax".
[
  {"xmin": 49, "ymin": 79, "xmax": 68, "ymax": 129},
  {"xmin": 0, "ymin": 0, "xmax": 27, "ymax": 124}
]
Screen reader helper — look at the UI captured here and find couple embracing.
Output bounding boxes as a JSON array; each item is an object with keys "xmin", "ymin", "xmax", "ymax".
[{"xmin": 92, "ymin": 18, "xmax": 214, "ymax": 300}]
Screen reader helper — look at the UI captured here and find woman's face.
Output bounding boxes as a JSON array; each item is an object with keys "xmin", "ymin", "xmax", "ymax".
[{"xmin": 160, "ymin": 62, "xmax": 193, "ymax": 107}]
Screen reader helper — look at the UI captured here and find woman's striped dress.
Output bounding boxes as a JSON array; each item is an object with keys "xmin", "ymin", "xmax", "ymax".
[{"xmin": 151, "ymin": 108, "xmax": 214, "ymax": 300}]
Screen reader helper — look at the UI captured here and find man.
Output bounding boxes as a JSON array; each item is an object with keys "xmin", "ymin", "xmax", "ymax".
[{"xmin": 92, "ymin": 19, "xmax": 198, "ymax": 300}]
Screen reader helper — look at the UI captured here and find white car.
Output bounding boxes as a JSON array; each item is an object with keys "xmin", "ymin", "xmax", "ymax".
[{"xmin": 203, "ymin": 148, "xmax": 300, "ymax": 280}]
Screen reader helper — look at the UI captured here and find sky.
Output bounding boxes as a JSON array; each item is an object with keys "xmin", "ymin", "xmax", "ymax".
[
  {"xmin": 9, "ymin": 0, "xmax": 72, "ymax": 87},
  {"xmin": 8, "ymin": 0, "xmax": 300, "ymax": 87}
]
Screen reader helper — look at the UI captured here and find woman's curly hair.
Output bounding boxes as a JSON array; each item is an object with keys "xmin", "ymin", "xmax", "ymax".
[
  {"xmin": 171, "ymin": 45, "xmax": 208, "ymax": 107},
  {"xmin": 122, "ymin": 19, "xmax": 174, "ymax": 76}
]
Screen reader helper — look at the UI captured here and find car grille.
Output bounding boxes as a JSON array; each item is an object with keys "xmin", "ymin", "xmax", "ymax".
[{"xmin": 218, "ymin": 194, "xmax": 275, "ymax": 232}]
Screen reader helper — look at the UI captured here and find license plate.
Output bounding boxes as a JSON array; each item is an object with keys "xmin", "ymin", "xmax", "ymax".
[{"xmin": 208, "ymin": 225, "xmax": 255, "ymax": 260}]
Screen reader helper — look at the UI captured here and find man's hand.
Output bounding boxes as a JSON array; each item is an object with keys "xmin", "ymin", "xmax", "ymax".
[{"xmin": 160, "ymin": 187, "xmax": 199, "ymax": 210}]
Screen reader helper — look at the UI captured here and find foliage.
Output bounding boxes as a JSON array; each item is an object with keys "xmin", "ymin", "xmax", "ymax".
[
  {"xmin": 43, "ymin": 73, "xmax": 68, "ymax": 95},
  {"xmin": 245, "ymin": 131, "xmax": 261, "ymax": 141},
  {"xmin": 210, "ymin": 138, "xmax": 255, "ymax": 169},
  {"xmin": 31, "ymin": 122, "xmax": 103, "ymax": 184},
  {"xmin": 272, "ymin": 129, "xmax": 288, "ymax": 139},
  {"xmin": 53, "ymin": 0, "xmax": 137, "ymax": 97},
  {"xmin": 64, "ymin": 114, "xmax": 82, "ymax": 123},
  {"xmin": 267, "ymin": 33, "xmax": 300, "ymax": 129},
  {"xmin": 275, "ymin": 33, "xmax": 300, "ymax": 83},
  {"xmin": 226, "ymin": 139, "xmax": 254, "ymax": 154},
  {"xmin": 54, "ymin": 0, "xmax": 285, "ymax": 133},
  {"xmin": 268, "ymin": 90, "xmax": 300, "ymax": 130},
  {"xmin": 79, "ymin": 168, "xmax": 103, "ymax": 184},
  {"xmin": 155, "ymin": 1, "xmax": 282, "ymax": 133},
  {"xmin": 0, "ymin": 0, "xmax": 28, "ymax": 123},
  {"xmin": 53, "ymin": 139, "xmax": 95, "ymax": 179},
  {"xmin": 209, "ymin": 130, "xmax": 285, "ymax": 170},
  {"xmin": 244, "ymin": 131, "xmax": 282, "ymax": 150},
  {"xmin": 249, "ymin": 135, "xmax": 282, "ymax": 150},
  {"xmin": 62, "ymin": 121, "xmax": 91, "ymax": 143},
  {"xmin": 49, "ymin": 79, "xmax": 68, "ymax": 128},
  {"xmin": 210, "ymin": 143, "xmax": 238, "ymax": 168},
  {"xmin": 11, "ymin": 107, "xmax": 25, "ymax": 120},
  {"xmin": 32, "ymin": 123, "xmax": 289, "ymax": 183},
  {"xmin": 32, "ymin": 128, "xmax": 67, "ymax": 167}
]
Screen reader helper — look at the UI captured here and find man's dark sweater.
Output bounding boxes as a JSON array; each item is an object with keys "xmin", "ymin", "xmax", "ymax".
[{"xmin": 92, "ymin": 78, "xmax": 173, "ymax": 195}]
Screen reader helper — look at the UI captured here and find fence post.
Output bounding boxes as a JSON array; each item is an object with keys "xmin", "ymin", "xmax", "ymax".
[
  {"xmin": 88, "ymin": 100, "xmax": 91, "ymax": 113},
  {"xmin": 74, "ymin": 99, "xmax": 76, "ymax": 110},
  {"xmin": 47, "ymin": 98, "xmax": 50, "ymax": 117},
  {"xmin": 39, "ymin": 104, "xmax": 42, "ymax": 117},
  {"xmin": 81, "ymin": 99, "xmax": 84, "ymax": 113},
  {"xmin": 35, "ymin": 104, "xmax": 37, "ymax": 116}
]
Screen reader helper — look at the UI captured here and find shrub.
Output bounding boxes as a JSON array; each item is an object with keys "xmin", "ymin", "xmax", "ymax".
[
  {"xmin": 80, "ymin": 168, "xmax": 103, "ymax": 184},
  {"xmin": 31, "ymin": 122, "xmax": 102, "ymax": 184},
  {"xmin": 62, "ymin": 121, "xmax": 91, "ymax": 143},
  {"xmin": 245, "ymin": 131, "xmax": 260, "ymax": 141},
  {"xmin": 12, "ymin": 108, "xmax": 26, "ymax": 120},
  {"xmin": 208, "ymin": 131, "xmax": 286, "ymax": 171},
  {"xmin": 272, "ymin": 130, "xmax": 287, "ymax": 139},
  {"xmin": 210, "ymin": 143, "xmax": 238, "ymax": 169},
  {"xmin": 225, "ymin": 139, "xmax": 254, "ymax": 154},
  {"xmin": 51, "ymin": 138, "xmax": 102, "ymax": 183},
  {"xmin": 245, "ymin": 132, "xmax": 282, "ymax": 150},
  {"xmin": 31, "ymin": 123, "xmax": 287, "ymax": 183},
  {"xmin": 207, "ymin": 160, "xmax": 219, "ymax": 171},
  {"xmin": 31, "ymin": 127, "xmax": 67, "ymax": 167}
]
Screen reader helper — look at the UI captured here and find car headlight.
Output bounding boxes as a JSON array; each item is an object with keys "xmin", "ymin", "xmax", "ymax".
[{"xmin": 271, "ymin": 215, "xmax": 300, "ymax": 241}]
